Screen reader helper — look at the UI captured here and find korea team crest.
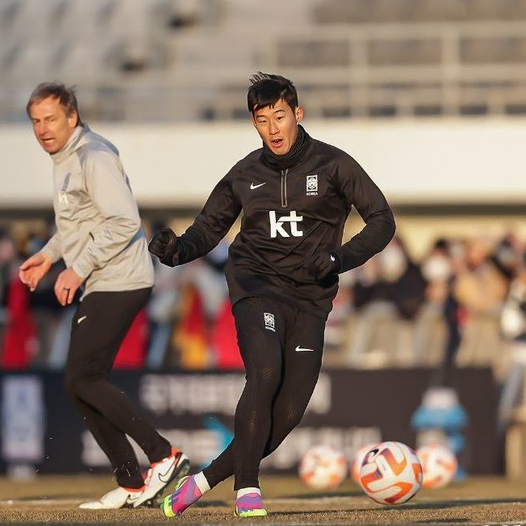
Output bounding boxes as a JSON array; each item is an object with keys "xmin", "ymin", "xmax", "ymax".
[
  {"xmin": 306, "ymin": 175, "xmax": 318, "ymax": 196},
  {"xmin": 264, "ymin": 312, "xmax": 275, "ymax": 332}
]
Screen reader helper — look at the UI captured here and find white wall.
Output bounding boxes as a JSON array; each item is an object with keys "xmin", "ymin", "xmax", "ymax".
[{"xmin": 1, "ymin": 117, "xmax": 525, "ymax": 207}]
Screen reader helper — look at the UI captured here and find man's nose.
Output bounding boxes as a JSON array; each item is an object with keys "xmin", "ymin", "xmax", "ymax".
[{"xmin": 36, "ymin": 123, "xmax": 48, "ymax": 136}]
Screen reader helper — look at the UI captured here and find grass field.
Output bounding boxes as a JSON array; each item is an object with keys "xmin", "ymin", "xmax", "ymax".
[{"xmin": 1, "ymin": 475, "xmax": 526, "ymax": 525}]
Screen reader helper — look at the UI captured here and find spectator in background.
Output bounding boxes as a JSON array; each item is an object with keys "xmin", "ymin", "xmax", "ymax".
[
  {"xmin": 0, "ymin": 230, "xmax": 16, "ymax": 335},
  {"xmin": 196, "ymin": 240, "xmax": 238, "ymax": 368},
  {"xmin": 454, "ymin": 236, "xmax": 510, "ymax": 315},
  {"xmin": 415, "ymin": 237, "xmax": 462, "ymax": 384},
  {"xmin": 498, "ymin": 247, "xmax": 526, "ymax": 436},
  {"xmin": 0, "ymin": 229, "xmax": 38, "ymax": 369},
  {"xmin": 452, "ymin": 235, "xmax": 510, "ymax": 371},
  {"xmin": 24, "ymin": 229, "xmax": 69, "ymax": 367},
  {"xmin": 171, "ymin": 240, "xmax": 231, "ymax": 369},
  {"xmin": 145, "ymin": 220, "xmax": 182, "ymax": 369},
  {"xmin": 493, "ymin": 231, "xmax": 524, "ymax": 281},
  {"xmin": 348, "ymin": 235, "xmax": 426, "ymax": 366},
  {"xmin": 19, "ymin": 82, "xmax": 189, "ymax": 509}
]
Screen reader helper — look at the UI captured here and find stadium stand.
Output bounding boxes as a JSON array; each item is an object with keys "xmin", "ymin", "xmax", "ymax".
[{"xmin": 2, "ymin": 0, "xmax": 526, "ymax": 121}]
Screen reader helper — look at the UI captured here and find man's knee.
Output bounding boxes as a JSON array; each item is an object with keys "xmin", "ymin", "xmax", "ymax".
[
  {"xmin": 64, "ymin": 372, "xmax": 79, "ymax": 400},
  {"xmin": 246, "ymin": 365, "xmax": 281, "ymax": 397},
  {"xmin": 64, "ymin": 370, "xmax": 100, "ymax": 401}
]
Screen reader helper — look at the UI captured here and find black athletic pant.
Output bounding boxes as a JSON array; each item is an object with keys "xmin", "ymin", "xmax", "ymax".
[
  {"xmin": 203, "ymin": 296, "xmax": 327, "ymax": 490},
  {"xmin": 64, "ymin": 288, "xmax": 171, "ymax": 489}
]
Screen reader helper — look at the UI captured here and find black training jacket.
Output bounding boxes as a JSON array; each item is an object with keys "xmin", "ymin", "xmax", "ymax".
[{"xmin": 172, "ymin": 135, "xmax": 395, "ymax": 315}]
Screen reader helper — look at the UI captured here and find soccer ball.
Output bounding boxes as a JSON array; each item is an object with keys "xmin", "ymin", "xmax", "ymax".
[
  {"xmin": 350, "ymin": 444, "xmax": 378, "ymax": 484},
  {"xmin": 358, "ymin": 441, "xmax": 423, "ymax": 505},
  {"xmin": 299, "ymin": 445, "xmax": 348, "ymax": 490},
  {"xmin": 416, "ymin": 444, "xmax": 457, "ymax": 489}
]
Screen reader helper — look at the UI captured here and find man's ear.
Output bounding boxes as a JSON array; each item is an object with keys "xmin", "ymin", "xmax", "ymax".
[
  {"xmin": 68, "ymin": 110, "xmax": 79, "ymax": 128},
  {"xmin": 295, "ymin": 106, "xmax": 304, "ymax": 124}
]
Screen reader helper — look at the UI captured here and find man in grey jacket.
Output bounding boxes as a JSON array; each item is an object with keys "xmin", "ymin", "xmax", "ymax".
[{"xmin": 19, "ymin": 82, "xmax": 189, "ymax": 509}]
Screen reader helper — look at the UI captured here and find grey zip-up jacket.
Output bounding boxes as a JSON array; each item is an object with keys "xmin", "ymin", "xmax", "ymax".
[{"xmin": 41, "ymin": 125, "xmax": 154, "ymax": 298}]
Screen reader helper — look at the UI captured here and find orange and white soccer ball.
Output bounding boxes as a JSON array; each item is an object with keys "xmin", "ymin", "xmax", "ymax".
[
  {"xmin": 358, "ymin": 441, "xmax": 423, "ymax": 505},
  {"xmin": 416, "ymin": 444, "xmax": 457, "ymax": 489},
  {"xmin": 350, "ymin": 444, "xmax": 378, "ymax": 484},
  {"xmin": 299, "ymin": 445, "xmax": 348, "ymax": 490}
]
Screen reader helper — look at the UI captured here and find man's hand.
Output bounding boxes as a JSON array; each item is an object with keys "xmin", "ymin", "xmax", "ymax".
[
  {"xmin": 148, "ymin": 227, "xmax": 179, "ymax": 266},
  {"xmin": 54, "ymin": 268, "xmax": 83, "ymax": 306},
  {"xmin": 308, "ymin": 252, "xmax": 341, "ymax": 282},
  {"xmin": 19, "ymin": 251, "xmax": 52, "ymax": 292}
]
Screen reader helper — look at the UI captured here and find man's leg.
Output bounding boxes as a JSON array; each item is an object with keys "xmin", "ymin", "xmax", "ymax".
[
  {"xmin": 162, "ymin": 301, "xmax": 326, "ymax": 517},
  {"xmin": 260, "ymin": 305, "xmax": 326, "ymax": 455},
  {"xmin": 67, "ymin": 392, "xmax": 145, "ymax": 488},
  {"xmin": 203, "ymin": 305, "xmax": 325, "ymax": 487},
  {"xmin": 229, "ymin": 297, "xmax": 285, "ymax": 490},
  {"xmin": 162, "ymin": 297, "xmax": 285, "ymax": 517},
  {"xmin": 65, "ymin": 288, "xmax": 172, "ymax": 488}
]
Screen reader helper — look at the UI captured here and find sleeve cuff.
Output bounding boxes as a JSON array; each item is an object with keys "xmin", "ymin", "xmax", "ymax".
[
  {"xmin": 41, "ymin": 246, "xmax": 61, "ymax": 265},
  {"xmin": 71, "ymin": 261, "xmax": 92, "ymax": 279}
]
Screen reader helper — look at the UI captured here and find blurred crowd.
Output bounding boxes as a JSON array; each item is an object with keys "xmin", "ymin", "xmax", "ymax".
[{"xmin": 1, "ymin": 220, "xmax": 526, "ymax": 389}]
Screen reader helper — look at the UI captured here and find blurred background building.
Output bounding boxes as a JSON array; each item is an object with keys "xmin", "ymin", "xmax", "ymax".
[{"xmin": 2, "ymin": 0, "xmax": 526, "ymax": 122}]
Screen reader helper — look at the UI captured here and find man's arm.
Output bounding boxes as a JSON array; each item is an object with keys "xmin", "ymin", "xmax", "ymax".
[
  {"xmin": 152, "ymin": 173, "xmax": 242, "ymax": 267},
  {"xmin": 19, "ymin": 231, "xmax": 61, "ymax": 292},
  {"xmin": 40, "ymin": 231, "xmax": 62, "ymax": 264},
  {"xmin": 72, "ymin": 150, "xmax": 142, "ymax": 279},
  {"xmin": 332, "ymin": 156, "xmax": 396, "ymax": 273}
]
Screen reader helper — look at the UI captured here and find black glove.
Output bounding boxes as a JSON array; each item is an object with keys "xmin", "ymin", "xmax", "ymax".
[
  {"xmin": 148, "ymin": 227, "xmax": 179, "ymax": 266},
  {"xmin": 308, "ymin": 252, "xmax": 341, "ymax": 282}
]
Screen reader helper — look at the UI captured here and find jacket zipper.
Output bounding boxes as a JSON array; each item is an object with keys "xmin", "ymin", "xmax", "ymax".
[{"xmin": 280, "ymin": 169, "xmax": 288, "ymax": 208}]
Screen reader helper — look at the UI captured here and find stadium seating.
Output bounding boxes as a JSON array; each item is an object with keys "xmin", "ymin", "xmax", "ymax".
[{"xmin": 1, "ymin": 0, "xmax": 526, "ymax": 121}]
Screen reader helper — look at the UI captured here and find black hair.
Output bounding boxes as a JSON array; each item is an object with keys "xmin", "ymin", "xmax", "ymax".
[
  {"xmin": 26, "ymin": 82, "xmax": 83, "ymax": 126},
  {"xmin": 247, "ymin": 72, "xmax": 298, "ymax": 115}
]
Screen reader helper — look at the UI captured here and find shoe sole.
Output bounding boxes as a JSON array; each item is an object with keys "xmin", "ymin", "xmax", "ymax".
[
  {"xmin": 135, "ymin": 454, "xmax": 190, "ymax": 508},
  {"xmin": 161, "ymin": 495, "xmax": 177, "ymax": 518},
  {"xmin": 235, "ymin": 508, "xmax": 268, "ymax": 518}
]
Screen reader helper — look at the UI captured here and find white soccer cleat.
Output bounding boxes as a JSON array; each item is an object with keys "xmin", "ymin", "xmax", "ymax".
[
  {"xmin": 133, "ymin": 448, "xmax": 190, "ymax": 508},
  {"xmin": 79, "ymin": 486, "xmax": 143, "ymax": 509}
]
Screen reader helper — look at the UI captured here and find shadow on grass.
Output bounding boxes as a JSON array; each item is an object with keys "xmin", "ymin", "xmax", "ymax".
[
  {"xmin": 264, "ymin": 496, "xmax": 526, "ymax": 517},
  {"xmin": 356, "ymin": 496, "xmax": 526, "ymax": 512},
  {"xmin": 282, "ymin": 490, "xmax": 364, "ymax": 499},
  {"xmin": 194, "ymin": 499, "xmax": 229, "ymax": 508},
  {"xmin": 279, "ymin": 491, "xmax": 526, "ymax": 511}
]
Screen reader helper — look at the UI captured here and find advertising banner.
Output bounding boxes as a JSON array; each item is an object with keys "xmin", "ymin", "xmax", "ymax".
[{"xmin": 0, "ymin": 368, "xmax": 497, "ymax": 476}]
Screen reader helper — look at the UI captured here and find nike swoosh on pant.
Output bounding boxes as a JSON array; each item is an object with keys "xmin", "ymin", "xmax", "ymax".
[{"xmin": 295, "ymin": 346, "xmax": 315, "ymax": 352}]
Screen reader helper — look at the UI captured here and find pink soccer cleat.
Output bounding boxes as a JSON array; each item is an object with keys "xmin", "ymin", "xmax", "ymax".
[
  {"xmin": 161, "ymin": 475, "xmax": 203, "ymax": 517},
  {"xmin": 235, "ymin": 492, "xmax": 268, "ymax": 518}
]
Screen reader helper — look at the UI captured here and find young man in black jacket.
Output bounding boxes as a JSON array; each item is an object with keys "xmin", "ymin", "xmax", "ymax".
[{"xmin": 149, "ymin": 72, "xmax": 396, "ymax": 518}]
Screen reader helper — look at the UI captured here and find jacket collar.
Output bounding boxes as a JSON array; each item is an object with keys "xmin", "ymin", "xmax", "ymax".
[{"xmin": 50, "ymin": 125, "xmax": 86, "ymax": 164}]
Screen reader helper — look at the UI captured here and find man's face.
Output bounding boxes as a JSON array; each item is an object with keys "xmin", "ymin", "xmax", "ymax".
[
  {"xmin": 252, "ymin": 98, "xmax": 304, "ymax": 155},
  {"xmin": 29, "ymin": 96, "xmax": 77, "ymax": 154}
]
